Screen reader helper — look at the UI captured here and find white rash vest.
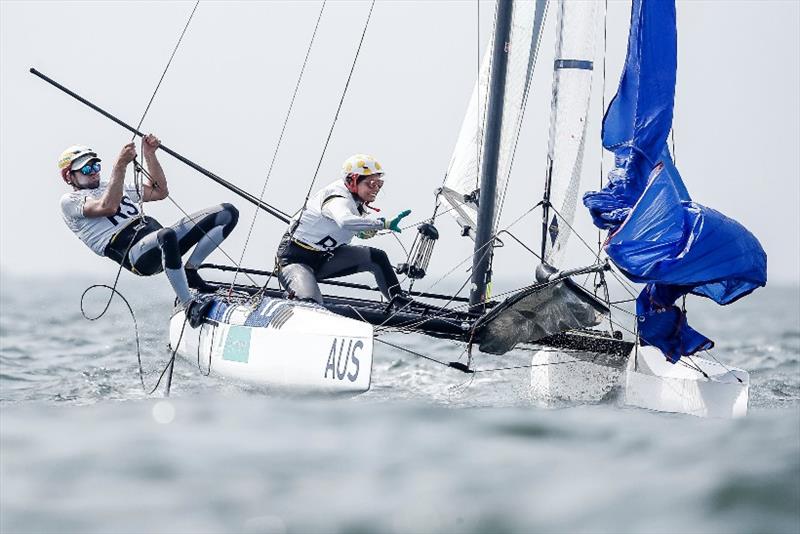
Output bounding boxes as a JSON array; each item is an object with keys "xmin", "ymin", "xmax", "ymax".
[
  {"xmin": 290, "ymin": 179, "xmax": 384, "ymax": 251},
  {"xmin": 60, "ymin": 183, "xmax": 144, "ymax": 256}
]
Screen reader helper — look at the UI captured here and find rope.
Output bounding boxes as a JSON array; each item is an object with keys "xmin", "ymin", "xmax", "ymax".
[
  {"xmin": 129, "ymin": 0, "xmax": 200, "ymax": 208},
  {"xmin": 377, "ymin": 335, "xmax": 619, "ymax": 376},
  {"xmin": 132, "ymin": 1, "xmax": 200, "ymax": 138},
  {"xmin": 293, "ymin": 1, "xmax": 375, "ymax": 232},
  {"xmin": 77, "ymin": 1, "xmax": 208, "ymax": 396},
  {"xmin": 370, "ymin": 200, "xmax": 544, "ymax": 334},
  {"xmin": 80, "ymin": 276, "xmax": 189, "ymax": 395},
  {"xmin": 134, "ymin": 164, "xmax": 261, "ymax": 287},
  {"xmin": 375, "ymin": 338, "xmax": 455, "ymax": 369},
  {"xmin": 148, "ymin": 314, "xmax": 188, "ymax": 395},
  {"xmin": 597, "ymin": 0, "xmax": 609, "ymax": 256},
  {"xmin": 230, "ymin": 0, "xmax": 327, "ymax": 293},
  {"xmin": 701, "ymin": 348, "xmax": 744, "ymax": 384},
  {"xmin": 495, "ymin": 0, "xmax": 550, "ymax": 229}
]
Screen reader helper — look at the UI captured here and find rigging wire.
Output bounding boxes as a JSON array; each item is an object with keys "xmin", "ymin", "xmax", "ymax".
[
  {"xmin": 378, "ymin": 333, "xmax": 624, "ymax": 375},
  {"xmin": 474, "ymin": 0, "xmax": 480, "ymax": 191},
  {"xmin": 597, "ymin": 0, "xmax": 609, "ymax": 256},
  {"xmin": 134, "ymin": 164, "xmax": 261, "ymax": 287},
  {"xmin": 495, "ymin": 0, "xmax": 550, "ymax": 230},
  {"xmin": 375, "ymin": 338, "xmax": 456, "ymax": 370},
  {"xmin": 77, "ymin": 1, "xmax": 204, "ymax": 395},
  {"xmin": 434, "ymin": 0, "xmax": 494, "ymax": 215},
  {"xmin": 701, "ymin": 348, "xmax": 744, "ymax": 384},
  {"xmin": 130, "ymin": 1, "xmax": 201, "ymax": 211},
  {"xmin": 229, "ymin": 0, "xmax": 328, "ymax": 293},
  {"xmin": 294, "ymin": 1, "xmax": 375, "ymax": 228},
  {"xmin": 132, "ymin": 1, "xmax": 201, "ymax": 138}
]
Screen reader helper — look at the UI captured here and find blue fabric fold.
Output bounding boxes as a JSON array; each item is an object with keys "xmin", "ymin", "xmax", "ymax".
[{"xmin": 581, "ymin": 0, "xmax": 767, "ymax": 361}]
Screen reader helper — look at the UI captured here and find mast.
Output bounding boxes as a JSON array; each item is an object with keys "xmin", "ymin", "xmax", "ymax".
[{"xmin": 469, "ymin": 0, "xmax": 514, "ymax": 310}]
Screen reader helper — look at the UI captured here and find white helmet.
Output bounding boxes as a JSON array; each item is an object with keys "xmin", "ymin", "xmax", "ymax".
[
  {"xmin": 341, "ymin": 154, "xmax": 385, "ymax": 178},
  {"xmin": 58, "ymin": 145, "xmax": 100, "ymax": 171}
]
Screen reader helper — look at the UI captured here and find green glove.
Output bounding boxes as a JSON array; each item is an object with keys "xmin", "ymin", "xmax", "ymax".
[{"xmin": 384, "ymin": 209, "xmax": 411, "ymax": 233}]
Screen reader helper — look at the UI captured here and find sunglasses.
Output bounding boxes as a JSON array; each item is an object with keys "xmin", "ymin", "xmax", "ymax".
[
  {"xmin": 75, "ymin": 162, "xmax": 101, "ymax": 176},
  {"xmin": 361, "ymin": 178, "xmax": 384, "ymax": 190}
]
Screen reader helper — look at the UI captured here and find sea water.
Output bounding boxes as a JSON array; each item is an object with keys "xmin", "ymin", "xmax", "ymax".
[{"xmin": 1, "ymin": 273, "xmax": 798, "ymax": 534}]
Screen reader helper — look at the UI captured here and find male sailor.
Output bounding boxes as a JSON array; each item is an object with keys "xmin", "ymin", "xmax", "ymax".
[
  {"xmin": 276, "ymin": 153, "xmax": 411, "ymax": 306},
  {"xmin": 58, "ymin": 135, "xmax": 239, "ymax": 326}
]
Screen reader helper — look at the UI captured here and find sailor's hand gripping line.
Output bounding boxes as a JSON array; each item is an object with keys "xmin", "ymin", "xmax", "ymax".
[
  {"xmin": 31, "ymin": 1, "xmax": 262, "ymax": 395},
  {"xmin": 36, "ymin": 0, "xmax": 645, "ymax": 394},
  {"xmin": 33, "ymin": 1, "xmax": 384, "ymax": 394}
]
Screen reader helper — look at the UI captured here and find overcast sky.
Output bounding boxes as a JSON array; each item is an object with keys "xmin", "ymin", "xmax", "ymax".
[{"xmin": 1, "ymin": 0, "xmax": 798, "ymax": 295}]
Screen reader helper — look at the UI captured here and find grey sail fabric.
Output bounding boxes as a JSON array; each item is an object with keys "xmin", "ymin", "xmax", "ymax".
[{"xmin": 476, "ymin": 276, "xmax": 606, "ymax": 355}]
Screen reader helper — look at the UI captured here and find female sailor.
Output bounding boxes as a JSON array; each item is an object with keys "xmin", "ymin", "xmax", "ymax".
[{"xmin": 276, "ymin": 154, "xmax": 411, "ymax": 306}]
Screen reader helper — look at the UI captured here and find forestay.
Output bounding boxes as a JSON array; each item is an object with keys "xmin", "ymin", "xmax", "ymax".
[{"xmin": 440, "ymin": 0, "xmax": 547, "ymax": 237}]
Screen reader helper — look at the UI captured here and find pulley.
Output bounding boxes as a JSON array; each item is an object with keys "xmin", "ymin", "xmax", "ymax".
[{"xmin": 396, "ymin": 223, "xmax": 439, "ymax": 280}]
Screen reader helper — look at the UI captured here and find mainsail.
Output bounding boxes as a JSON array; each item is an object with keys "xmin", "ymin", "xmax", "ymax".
[
  {"xmin": 541, "ymin": 0, "xmax": 598, "ymax": 267},
  {"xmin": 440, "ymin": 0, "xmax": 547, "ymax": 237},
  {"xmin": 583, "ymin": 0, "xmax": 767, "ymax": 361}
]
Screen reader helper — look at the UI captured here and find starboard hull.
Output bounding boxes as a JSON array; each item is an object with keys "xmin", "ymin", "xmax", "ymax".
[
  {"xmin": 169, "ymin": 296, "xmax": 373, "ymax": 393},
  {"xmin": 529, "ymin": 343, "xmax": 749, "ymax": 418},
  {"xmin": 623, "ymin": 346, "xmax": 749, "ymax": 418}
]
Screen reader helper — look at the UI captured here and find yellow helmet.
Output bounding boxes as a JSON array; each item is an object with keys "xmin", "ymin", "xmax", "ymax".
[
  {"xmin": 57, "ymin": 145, "xmax": 100, "ymax": 171},
  {"xmin": 341, "ymin": 154, "xmax": 384, "ymax": 179}
]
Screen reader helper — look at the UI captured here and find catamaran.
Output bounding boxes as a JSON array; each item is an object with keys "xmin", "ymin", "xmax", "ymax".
[{"xmin": 33, "ymin": 0, "xmax": 766, "ymax": 417}]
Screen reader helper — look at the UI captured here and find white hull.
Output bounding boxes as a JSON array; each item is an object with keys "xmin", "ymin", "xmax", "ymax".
[
  {"xmin": 169, "ymin": 297, "xmax": 373, "ymax": 393},
  {"xmin": 624, "ymin": 346, "xmax": 748, "ymax": 418},
  {"xmin": 530, "ymin": 344, "xmax": 749, "ymax": 418}
]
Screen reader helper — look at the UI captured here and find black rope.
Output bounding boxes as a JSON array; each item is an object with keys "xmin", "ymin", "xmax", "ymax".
[
  {"xmin": 375, "ymin": 338, "xmax": 473, "ymax": 373},
  {"xmin": 80, "ymin": 279, "xmax": 144, "ymax": 389},
  {"xmin": 148, "ymin": 314, "xmax": 189, "ymax": 395},
  {"xmin": 79, "ymin": 218, "xmax": 149, "ymax": 389},
  {"xmin": 79, "ymin": 273, "xmax": 189, "ymax": 395},
  {"xmin": 377, "ymin": 336, "xmax": 612, "ymax": 376}
]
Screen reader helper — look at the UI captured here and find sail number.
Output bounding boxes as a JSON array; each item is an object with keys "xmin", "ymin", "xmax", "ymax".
[{"xmin": 324, "ymin": 338, "xmax": 362, "ymax": 382}]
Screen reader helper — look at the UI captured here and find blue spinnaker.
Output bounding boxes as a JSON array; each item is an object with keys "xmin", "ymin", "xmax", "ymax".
[{"xmin": 582, "ymin": 0, "xmax": 767, "ymax": 361}]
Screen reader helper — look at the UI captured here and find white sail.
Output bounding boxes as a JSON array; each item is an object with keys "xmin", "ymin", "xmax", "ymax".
[
  {"xmin": 440, "ymin": 0, "xmax": 548, "ymax": 238},
  {"xmin": 542, "ymin": 0, "xmax": 599, "ymax": 267}
]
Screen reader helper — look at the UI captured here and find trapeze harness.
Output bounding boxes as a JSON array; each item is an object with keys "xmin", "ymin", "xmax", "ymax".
[
  {"xmin": 277, "ymin": 179, "xmax": 401, "ymax": 304},
  {"xmin": 60, "ymin": 185, "xmax": 238, "ymax": 276}
]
